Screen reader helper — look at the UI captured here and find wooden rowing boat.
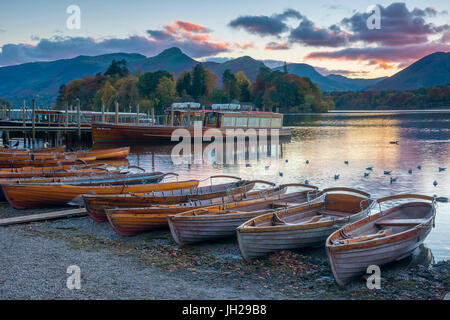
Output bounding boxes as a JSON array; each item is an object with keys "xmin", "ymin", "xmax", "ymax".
[
  {"xmin": 0, "ymin": 156, "xmax": 96, "ymax": 168},
  {"xmin": 0, "ymin": 146, "xmax": 65, "ymax": 153},
  {"xmin": 0, "ymin": 171, "xmax": 165, "ymax": 202},
  {"xmin": 80, "ymin": 147, "xmax": 130, "ymax": 160},
  {"xmin": 0, "ymin": 164, "xmax": 109, "ymax": 178},
  {"xmin": 0, "ymin": 147, "xmax": 130, "ymax": 161},
  {"xmin": 168, "ymin": 184, "xmax": 322, "ymax": 246},
  {"xmin": 2, "ymin": 176, "xmax": 199, "ymax": 209},
  {"xmin": 106, "ymin": 186, "xmax": 287, "ymax": 235},
  {"xmin": 83, "ymin": 176, "xmax": 259, "ymax": 222},
  {"xmin": 236, "ymin": 188, "xmax": 374, "ymax": 261},
  {"xmin": 326, "ymin": 194, "xmax": 436, "ymax": 286}
]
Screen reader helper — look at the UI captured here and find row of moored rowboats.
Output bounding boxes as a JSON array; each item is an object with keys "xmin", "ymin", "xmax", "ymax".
[{"xmin": 0, "ymin": 145, "xmax": 438, "ymax": 286}]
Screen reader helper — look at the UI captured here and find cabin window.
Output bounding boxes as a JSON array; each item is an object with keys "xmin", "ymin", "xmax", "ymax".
[
  {"xmin": 260, "ymin": 118, "xmax": 271, "ymax": 128},
  {"xmin": 236, "ymin": 117, "xmax": 248, "ymax": 127},
  {"xmin": 248, "ymin": 117, "xmax": 259, "ymax": 127},
  {"xmin": 271, "ymin": 118, "xmax": 282, "ymax": 128},
  {"xmin": 223, "ymin": 116, "xmax": 236, "ymax": 127},
  {"xmin": 206, "ymin": 113, "xmax": 217, "ymax": 126}
]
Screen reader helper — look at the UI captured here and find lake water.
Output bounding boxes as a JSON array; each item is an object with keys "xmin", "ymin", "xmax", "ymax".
[{"xmin": 124, "ymin": 111, "xmax": 450, "ymax": 261}]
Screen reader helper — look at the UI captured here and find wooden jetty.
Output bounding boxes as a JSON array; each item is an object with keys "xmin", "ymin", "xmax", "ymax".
[{"xmin": 0, "ymin": 208, "xmax": 87, "ymax": 226}]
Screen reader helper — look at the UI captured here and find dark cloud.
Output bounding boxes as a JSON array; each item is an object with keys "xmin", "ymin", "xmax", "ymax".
[
  {"xmin": 228, "ymin": 9, "xmax": 302, "ymax": 37},
  {"xmin": 306, "ymin": 42, "xmax": 450, "ymax": 67},
  {"xmin": 146, "ymin": 30, "xmax": 175, "ymax": 41},
  {"xmin": 0, "ymin": 33, "xmax": 231, "ymax": 66},
  {"xmin": 265, "ymin": 42, "xmax": 290, "ymax": 50},
  {"xmin": 342, "ymin": 2, "xmax": 450, "ymax": 46},
  {"xmin": 289, "ymin": 18, "xmax": 348, "ymax": 47}
]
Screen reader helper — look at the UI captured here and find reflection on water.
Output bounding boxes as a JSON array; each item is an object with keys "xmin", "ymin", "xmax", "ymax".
[{"xmin": 123, "ymin": 112, "xmax": 449, "ymax": 261}]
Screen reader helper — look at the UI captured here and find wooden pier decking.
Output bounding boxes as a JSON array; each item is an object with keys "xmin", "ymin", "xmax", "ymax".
[{"xmin": 0, "ymin": 208, "xmax": 87, "ymax": 226}]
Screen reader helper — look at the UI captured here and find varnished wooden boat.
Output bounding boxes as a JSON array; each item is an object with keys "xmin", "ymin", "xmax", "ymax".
[
  {"xmin": 0, "ymin": 171, "xmax": 165, "ymax": 202},
  {"xmin": 80, "ymin": 147, "xmax": 130, "ymax": 160},
  {"xmin": 0, "ymin": 156, "xmax": 96, "ymax": 168},
  {"xmin": 326, "ymin": 194, "xmax": 436, "ymax": 286},
  {"xmin": 0, "ymin": 147, "xmax": 129, "ymax": 161},
  {"xmin": 0, "ymin": 164, "xmax": 110, "ymax": 179},
  {"xmin": 83, "ymin": 176, "xmax": 260, "ymax": 222},
  {"xmin": 236, "ymin": 188, "xmax": 374, "ymax": 261},
  {"xmin": 106, "ymin": 185, "xmax": 287, "ymax": 235},
  {"xmin": 0, "ymin": 146, "xmax": 65, "ymax": 153},
  {"xmin": 168, "ymin": 184, "xmax": 322, "ymax": 246},
  {"xmin": 2, "ymin": 177, "xmax": 199, "ymax": 209}
]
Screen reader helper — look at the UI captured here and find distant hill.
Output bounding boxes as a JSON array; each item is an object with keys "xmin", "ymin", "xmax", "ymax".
[
  {"xmin": 0, "ymin": 53, "xmax": 146, "ymax": 105},
  {"xmin": 204, "ymin": 56, "xmax": 267, "ymax": 84},
  {"xmin": 273, "ymin": 63, "xmax": 385, "ymax": 91},
  {"xmin": 129, "ymin": 47, "xmax": 197, "ymax": 77},
  {"xmin": 368, "ymin": 52, "xmax": 450, "ymax": 91},
  {"xmin": 0, "ymin": 47, "xmax": 447, "ymax": 105}
]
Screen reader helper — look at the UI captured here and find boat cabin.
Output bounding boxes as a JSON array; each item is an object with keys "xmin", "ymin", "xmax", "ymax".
[{"xmin": 168, "ymin": 103, "xmax": 284, "ymax": 129}]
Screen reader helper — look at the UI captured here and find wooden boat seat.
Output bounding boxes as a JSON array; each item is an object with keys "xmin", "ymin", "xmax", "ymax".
[
  {"xmin": 339, "ymin": 229, "xmax": 393, "ymax": 244},
  {"xmin": 272, "ymin": 202, "xmax": 303, "ymax": 208},
  {"xmin": 375, "ymin": 219, "xmax": 427, "ymax": 226},
  {"xmin": 305, "ymin": 215, "xmax": 323, "ymax": 223},
  {"xmin": 318, "ymin": 209, "xmax": 353, "ymax": 217}
]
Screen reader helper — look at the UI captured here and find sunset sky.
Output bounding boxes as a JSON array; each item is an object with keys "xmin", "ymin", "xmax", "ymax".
[{"xmin": 0, "ymin": 0, "xmax": 449, "ymax": 78}]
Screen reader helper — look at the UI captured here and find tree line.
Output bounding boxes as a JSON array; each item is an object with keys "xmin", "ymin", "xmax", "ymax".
[
  {"xmin": 325, "ymin": 85, "xmax": 450, "ymax": 110},
  {"xmin": 54, "ymin": 59, "xmax": 334, "ymax": 114}
]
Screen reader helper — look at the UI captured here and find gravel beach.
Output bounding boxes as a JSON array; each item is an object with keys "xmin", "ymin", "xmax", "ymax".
[{"xmin": 0, "ymin": 206, "xmax": 448, "ymax": 300}]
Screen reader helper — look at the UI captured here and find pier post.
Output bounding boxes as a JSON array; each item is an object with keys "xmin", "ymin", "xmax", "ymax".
[
  {"xmin": 151, "ymin": 105, "xmax": 155, "ymax": 126},
  {"xmin": 170, "ymin": 104, "xmax": 174, "ymax": 126},
  {"xmin": 76, "ymin": 98, "xmax": 81, "ymax": 142},
  {"xmin": 136, "ymin": 104, "xmax": 140, "ymax": 124},
  {"xmin": 102, "ymin": 103, "xmax": 105, "ymax": 122},
  {"xmin": 187, "ymin": 103, "xmax": 191, "ymax": 127},
  {"xmin": 115, "ymin": 101, "xmax": 119, "ymax": 124},
  {"xmin": 31, "ymin": 99, "xmax": 36, "ymax": 147},
  {"xmin": 65, "ymin": 102, "xmax": 69, "ymax": 127}
]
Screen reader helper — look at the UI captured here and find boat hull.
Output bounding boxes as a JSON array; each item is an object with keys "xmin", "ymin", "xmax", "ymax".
[
  {"xmin": 169, "ymin": 213, "xmax": 265, "ymax": 246},
  {"xmin": 2, "ymin": 180, "xmax": 199, "ymax": 209},
  {"xmin": 327, "ymin": 227, "xmax": 431, "ymax": 286},
  {"xmin": 92, "ymin": 123, "xmax": 291, "ymax": 144}
]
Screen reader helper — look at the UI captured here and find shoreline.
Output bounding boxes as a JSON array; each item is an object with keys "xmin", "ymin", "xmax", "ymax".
[{"xmin": 0, "ymin": 207, "xmax": 448, "ymax": 300}]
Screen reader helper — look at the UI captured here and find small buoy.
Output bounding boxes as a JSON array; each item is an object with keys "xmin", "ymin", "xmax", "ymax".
[
  {"xmin": 344, "ymin": 161, "xmax": 349, "ymax": 165},
  {"xmin": 245, "ymin": 163, "xmax": 251, "ymax": 167},
  {"xmin": 366, "ymin": 167, "xmax": 373, "ymax": 171},
  {"xmin": 417, "ymin": 165, "xmax": 422, "ymax": 170},
  {"xmin": 364, "ymin": 172, "xmax": 370, "ymax": 177},
  {"xmin": 306, "ymin": 160, "xmax": 309, "ymax": 164},
  {"xmin": 304, "ymin": 180, "xmax": 309, "ymax": 185},
  {"xmin": 408, "ymin": 169, "xmax": 413, "ymax": 174},
  {"xmin": 439, "ymin": 167, "xmax": 446, "ymax": 172},
  {"xmin": 433, "ymin": 180, "xmax": 438, "ymax": 187},
  {"xmin": 384, "ymin": 171, "xmax": 392, "ymax": 175},
  {"xmin": 334, "ymin": 174, "xmax": 340, "ymax": 180},
  {"xmin": 390, "ymin": 177, "xmax": 397, "ymax": 184},
  {"xmin": 285, "ymin": 159, "xmax": 288, "ymax": 163},
  {"xmin": 279, "ymin": 172, "xmax": 283, "ymax": 177}
]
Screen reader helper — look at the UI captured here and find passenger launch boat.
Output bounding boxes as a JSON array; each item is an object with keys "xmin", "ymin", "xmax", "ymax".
[{"xmin": 92, "ymin": 103, "xmax": 291, "ymax": 144}]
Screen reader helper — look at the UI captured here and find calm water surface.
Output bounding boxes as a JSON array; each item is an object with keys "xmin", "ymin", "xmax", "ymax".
[{"xmin": 122, "ymin": 112, "xmax": 449, "ymax": 261}]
